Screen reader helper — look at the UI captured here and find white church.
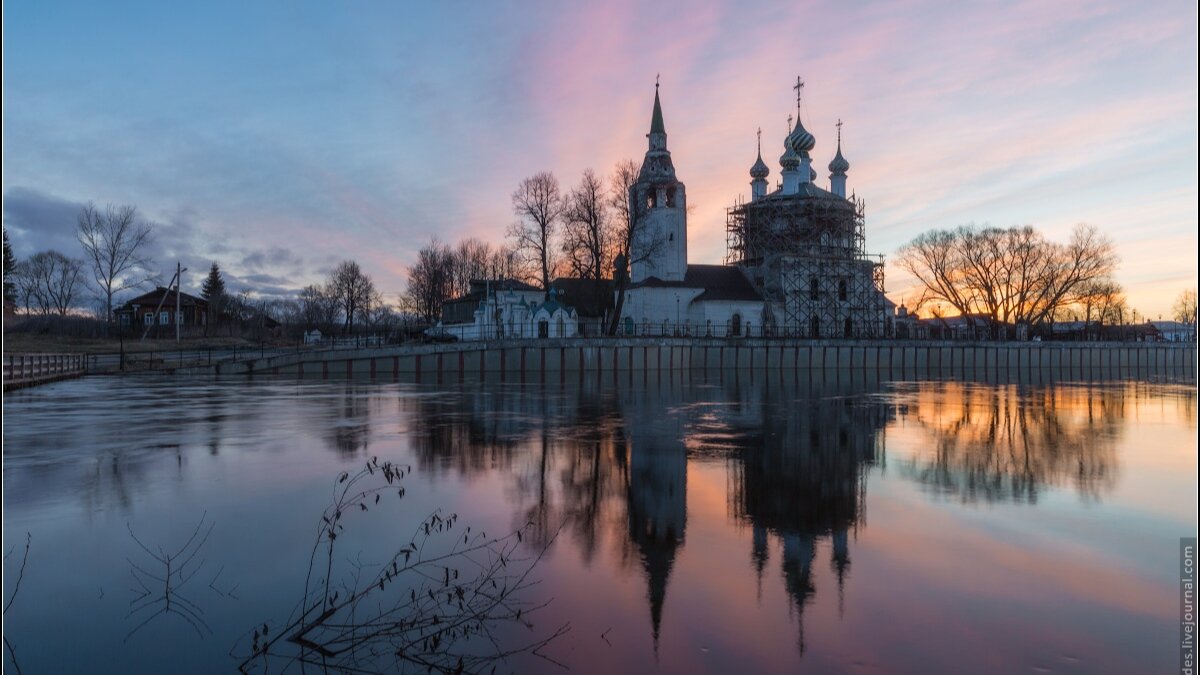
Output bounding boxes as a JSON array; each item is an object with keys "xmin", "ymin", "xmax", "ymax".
[{"xmin": 621, "ymin": 80, "xmax": 891, "ymax": 338}]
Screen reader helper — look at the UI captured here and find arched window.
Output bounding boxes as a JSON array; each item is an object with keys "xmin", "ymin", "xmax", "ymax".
[
  {"xmin": 844, "ymin": 317, "xmax": 853, "ymax": 338},
  {"xmin": 838, "ymin": 279, "xmax": 848, "ymax": 301},
  {"xmin": 731, "ymin": 313, "xmax": 742, "ymax": 336},
  {"xmin": 556, "ymin": 315, "xmax": 565, "ymax": 337},
  {"xmin": 538, "ymin": 320, "xmax": 549, "ymax": 339},
  {"xmin": 809, "ymin": 277, "xmax": 819, "ymax": 300},
  {"xmin": 810, "ymin": 316, "xmax": 820, "ymax": 338}
]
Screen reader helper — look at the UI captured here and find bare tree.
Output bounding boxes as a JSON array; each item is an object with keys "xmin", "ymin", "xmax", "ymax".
[
  {"xmin": 1075, "ymin": 277, "xmax": 1125, "ymax": 337},
  {"xmin": 897, "ymin": 223, "xmax": 1118, "ymax": 336},
  {"xmin": 561, "ymin": 169, "xmax": 614, "ymax": 282},
  {"xmin": 607, "ymin": 159, "xmax": 666, "ymax": 334},
  {"xmin": 1173, "ymin": 289, "xmax": 1197, "ymax": 326},
  {"xmin": 328, "ymin": 261, "xmax": 376, "ymax": 335},
  {"xmin": 10, "ymin": 260, "xmax": 38, "ymax": 315},
  {"xmin": 403, "ymin": 240, "xmax": 455, "ymax": 324},
  {"xmin": 76, "ymin": 202, "xmax": 155, "ymax": 322},
  {"xmin": 12, "ymin": 251, "xmax": 86, "ymax": 316},
  {"xmin": 508, "ymin": 172, "xmax": 563, "ymax": 291},
  {"xmin": 449, "ymin": 238, "xmax": 494, "ymax": 299},
  {"xmin": 298, "ymin": 284, "xmax": 339, "ymax": 333}
]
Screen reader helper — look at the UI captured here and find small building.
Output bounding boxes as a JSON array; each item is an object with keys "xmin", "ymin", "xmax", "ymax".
[
  {"xmin": 549, "ymin": 277, "xmax": 613, "ymax": 336},
  {"xmin": 439, "ymin": 279, "xmax": 581, "ymax": 340},
  {"xmin": 114, "ymin": 287, "xmax": 209, "ymax": 333},
  {"xmin": 1150, "ymin": 320, "xmax": 1195, "ymax": 342}
]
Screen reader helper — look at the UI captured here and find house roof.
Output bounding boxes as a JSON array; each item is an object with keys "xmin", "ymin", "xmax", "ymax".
[
  {"xmin": 633, "ymin": 264, "xmax": 763, "ymax": 302},
  {"xmin": 550, "ymin": 277, "xmax": 613, "ymax": 318},
  {"xmin": 117, "ymin": 287, "xmax": 208, "ymax": 310}
]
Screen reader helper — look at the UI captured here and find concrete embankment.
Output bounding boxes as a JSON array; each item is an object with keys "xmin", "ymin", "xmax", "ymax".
[{"xmin": 174, "ymin": 338, "xmax": 1196, "ymax": 382}]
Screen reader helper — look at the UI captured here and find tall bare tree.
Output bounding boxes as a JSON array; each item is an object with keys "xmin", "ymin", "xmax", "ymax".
[
  {"xmin": 76, "ymin": 202, "xmax": 155, "ymax": 322},
  {"xmin": 561, "ymin": 169, "xmax": 614, "ymax": 282},
  {"xmin": 403, "ymin": 240, "xmax": 455, "ymax": 324},
  {"xmin": 328, "ymin": 260, "xmax": 376, "ymax": 335},
  {"xmin": 508, "ymin": 172, "xmax": 563, "ymax": 291}
]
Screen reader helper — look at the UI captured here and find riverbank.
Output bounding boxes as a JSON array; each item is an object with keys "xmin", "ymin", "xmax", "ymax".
[{"xmin": 172, "ymin": 337, "xmax": 1196, "ymax": 381}]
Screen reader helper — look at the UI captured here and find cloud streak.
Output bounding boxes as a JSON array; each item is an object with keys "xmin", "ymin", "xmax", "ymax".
[{"xmin": 3, "ymin": 0, "xmax": 1195, "ymax": 317}]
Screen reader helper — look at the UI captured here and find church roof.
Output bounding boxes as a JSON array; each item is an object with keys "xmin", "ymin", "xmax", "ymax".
[
  {"xmin": 762, "ymin": 181, "xmax": 845, "ymax": 202},
  {"xmin": 650, "ymin": 87, "xmax": 665, "ymax": 134},
  {"xmin": 632, "ymin": 264, "xmax": 763, "ymax": 302}
]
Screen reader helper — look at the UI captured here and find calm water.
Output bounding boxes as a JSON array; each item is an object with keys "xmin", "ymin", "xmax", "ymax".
[{"xmin": 3, "ymin": 370, "xmax": 1196, "ymax": 674}]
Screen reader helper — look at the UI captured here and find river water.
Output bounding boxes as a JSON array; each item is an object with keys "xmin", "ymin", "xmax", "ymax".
[{"xmin": 2, "ymin": 370, "xmax": 1196, "ymax": 674}]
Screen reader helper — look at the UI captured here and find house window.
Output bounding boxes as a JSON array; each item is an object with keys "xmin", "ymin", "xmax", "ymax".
[
  {"xmin": 119, "ymin": 314, "xmax": 130, "ymax": 326},
  {"xmin": 160, "ymin": 311, "xmax": 170, "ymax": 325},
  {"xmin": 144, "ymin": 313, "xmax": 154, "ymax": 326},
  {"xmin": 838, "ymin": 279, "xmax": 848, "ymax": 301}
]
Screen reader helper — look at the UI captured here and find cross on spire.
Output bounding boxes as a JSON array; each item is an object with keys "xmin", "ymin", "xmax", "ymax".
[
  {"xmin": 757, "ymin": 127, "xmax": 762, "ymax": 154},
  {"xmin": 794, "ymin": 76, "xmax": 805, "ymax": 113},
  {"xmin": 656, "ymin": 73, "xmax": 660, "ymax": 90},
  {"xmin": 836, "ymin": 118, "xmax": 843, "ymax": 145},
  {"xmin": 787, "ymin": 114, "xmax": 793, "ymax": 133}
]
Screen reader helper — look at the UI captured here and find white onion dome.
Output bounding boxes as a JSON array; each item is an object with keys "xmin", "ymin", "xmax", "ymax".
[
  {"xmin": 786, "ymin": 118, "xmax": 816, "ymax": 156},
  {"xmin": 750, "ymin": 152, "xmax": 770, "ymax": 179},
  {"xmin": 829, "ymin": 145, "xmax": 850, "ymax": 175}
]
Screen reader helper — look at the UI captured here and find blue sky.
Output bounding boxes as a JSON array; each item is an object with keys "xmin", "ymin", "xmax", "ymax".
[{"xmin": 3, "ymin": 0, "xmax": 1197, "ymax": 318}]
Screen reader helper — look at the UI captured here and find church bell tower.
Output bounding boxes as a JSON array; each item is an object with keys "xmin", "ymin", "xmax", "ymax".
[{"xmin": 630, "ymin": 81, "xmax": 687, "ymax": 284}]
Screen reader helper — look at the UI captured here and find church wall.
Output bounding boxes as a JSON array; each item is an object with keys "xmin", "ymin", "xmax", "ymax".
[{"xmin": 623, "ymin": 286, "xmax": 704, "ymax": 334}]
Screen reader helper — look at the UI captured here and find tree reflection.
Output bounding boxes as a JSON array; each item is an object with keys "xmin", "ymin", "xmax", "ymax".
[{"xmin": 897, "ymin": 383, "xmax": 1125, "ymax": 502}]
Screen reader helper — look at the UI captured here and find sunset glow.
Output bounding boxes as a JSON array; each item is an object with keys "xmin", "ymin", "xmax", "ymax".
[{"xmin": 3, "ymin": 1, "xmax": 1196, "ymax": 317}]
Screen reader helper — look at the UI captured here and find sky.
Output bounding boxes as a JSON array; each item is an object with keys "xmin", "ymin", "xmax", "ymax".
[{"xmin": 3, "ymin": 0, "xmax": 1197, "ymax": 319}]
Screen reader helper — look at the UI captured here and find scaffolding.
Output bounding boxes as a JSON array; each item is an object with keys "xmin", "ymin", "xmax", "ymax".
[{"xmin": 726, "ymin": 191, "xmax": 887, "ymax": 337}]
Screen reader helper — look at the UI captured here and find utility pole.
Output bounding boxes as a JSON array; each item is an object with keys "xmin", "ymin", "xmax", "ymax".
[{"xmin": 176, "ymin": 261, "xmax": 183, "ymax": 343}]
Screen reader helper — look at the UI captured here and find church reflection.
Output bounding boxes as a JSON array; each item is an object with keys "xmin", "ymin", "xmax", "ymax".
[{"xmin": 394, "ymin": 372, "xmax": 1155, "ymax": 657}]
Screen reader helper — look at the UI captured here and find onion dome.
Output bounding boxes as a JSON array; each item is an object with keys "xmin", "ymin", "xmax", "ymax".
[
  {"xmin": 780, "ymin": 145, "xmax": 800, "ymax": 171},
  {"xmin": 829, "ymin": 119, "xmax": 849, "ymax": 174},
  {"xmin": 751, "ymin": 153, "xmax": 770, "ymax": 179},
  {"xmin": 828, "ymin": 147, "xmax": 849, "ymax": 175},
  {"xmin": 786, "ymin": 117, "xmax": 816, "ymax": 156},
  {"xmin": 809, "ymin": 166, "xmax": 818, "ymax": 181},
  {"xmin": 750, "ymin": 128, "xmax": 770, "ymax": 179}
]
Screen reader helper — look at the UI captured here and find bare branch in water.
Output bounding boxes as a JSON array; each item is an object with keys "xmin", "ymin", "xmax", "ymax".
[{"xmin": 235, "ymin": 457, "xmax": 569, "ymax": 674}]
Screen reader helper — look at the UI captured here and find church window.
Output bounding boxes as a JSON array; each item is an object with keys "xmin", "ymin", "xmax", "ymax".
[
  {"xmin": 844, "ymin": 317, "xmax": 853, "ymax": 337},
  {"xmin": 810, "ymin": 316, "xmax": 820, "ymax": 338},
  {"xmin": 669, "ymin": 232, "xmax": 674, "ymax": 241},
  {"xmin": 809, "ymin": 277, "xmax": 819, "ymax": 300},
  {"xmin": 731, "ymin": 313, "xmax": 742, "ymax": 336},
  {"xmin": 838, "ymin": 279, "xmax": 848, "ymax": 301},
  {"xmin": 666, "ymin": 186, "xmax": 676, "ymax": 207}
]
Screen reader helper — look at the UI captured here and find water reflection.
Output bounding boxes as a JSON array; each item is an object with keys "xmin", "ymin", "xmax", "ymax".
[
  {"xmin": 896, "ymin": 383, "xmax": 1123, "ymax": 503},
  {"xmin": 3, "ymin": 371, "xmax": 1193, "ymax": 674}
]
